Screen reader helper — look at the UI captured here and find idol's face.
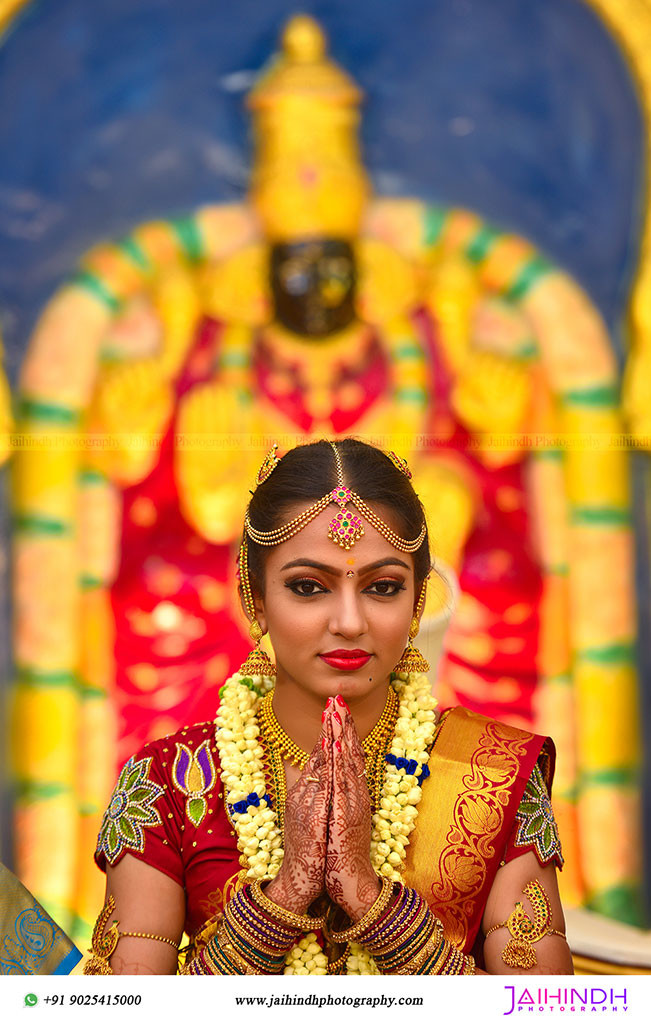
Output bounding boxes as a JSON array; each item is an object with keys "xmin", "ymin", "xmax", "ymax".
[
  {"xmin": 269, "ymin": 238, "xmax": 356, "ymax": 337},
  {"xmin": 254, "ymin": 504, "xmax": 417, "ymax": 704}
]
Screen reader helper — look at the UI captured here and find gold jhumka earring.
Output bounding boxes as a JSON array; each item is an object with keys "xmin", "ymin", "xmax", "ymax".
[
  {"xmin": 238, "ymin": 524, "xmax": 276, "ymax": 679},
  {"xmin": 393, "ymin": 574, "xmax": 430, "ymax": 674}
]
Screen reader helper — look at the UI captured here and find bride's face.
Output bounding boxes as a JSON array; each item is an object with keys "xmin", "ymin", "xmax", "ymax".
[{"xmin": 253, "ymin": 504, "xmax": 418, "ymax": 703}]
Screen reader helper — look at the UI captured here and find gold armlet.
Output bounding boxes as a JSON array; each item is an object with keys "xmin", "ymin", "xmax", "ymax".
[
  {"xmin": 484, "ymin": 878, "xmax": 566, "ymax": 970},
  {"xmin": 83, "ymin": 896, "xmax": 180, "ymax": 975},
  {"xmin": 84, "ymin": 896, "xmax": 119, "ymax": 975}
]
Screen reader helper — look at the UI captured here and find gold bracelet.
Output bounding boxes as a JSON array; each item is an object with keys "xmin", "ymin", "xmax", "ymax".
[
  {"xmin": 330, "ymin": 876, "xmax": 395, "ymax": 943},
  {"xmin": 251, "ymin": 881, "xmax": 327, "ymax": 933},
  {"xmin": 119, "ymin": 930, "xmax": 179, "ymax": 949}
]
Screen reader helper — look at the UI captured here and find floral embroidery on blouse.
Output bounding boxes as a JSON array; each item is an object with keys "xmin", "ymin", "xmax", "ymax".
[
  {"xmin": 96, "ymin": 755, "xmax": 165, "ymax": 864},
  {"xmin": 514, "ymin": 762, "xmax": 564, "ymax": 867},
  {"xmin": 171, "ymin": 740, "xmax": 217, "ymax": 827}
]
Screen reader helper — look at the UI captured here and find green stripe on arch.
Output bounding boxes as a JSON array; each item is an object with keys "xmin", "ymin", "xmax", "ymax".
[
  {"xmin": 505, "ymin": 256, "xmax": 552, "ymax": 302},
  {"xmin": 78, "ymin": 683, "xmax": 108, "ymax": 700},
  {"xmin": 465, "ymin": 225, "xmax": 500, "ymax": 264},
  {"xmin": 423, "ymin": 206, "xmax": 447, "ymax": 247},
  {"xmin": 394, "ymin": 342, "xmax": 425, "ymax": 360},
  {"xmin": 571, "ymin": 507, "xmax": 632, "ymax": 526},
  {"xmin": 72, "ymin": 270, "xmax": 121, "ymax": 313},
  {"xmin": 15, "ymin": 779, "xmax": 73, "ymax": 801},
  {"xmin": 17, "ymin": 397, "xmax": 80, "ymax": 425},
  {"xmin": 219, "ymin": 350, "xmax": 250, "ymax": 369},
  {"xmin": 118, "ymin": 235, "xmax": 151, "ymax": 272},
  {"xmin": 394, "ymin": 387, "xmax": 428, "ymax": 406},
  {"xmin": 545, "ymin": 564, "xmax": 569, "ymax": 576},
  {"xmin": 577, "ymin": 641, "xmax": 635, "ymax": 665},
  {"xmin": 562, "ymin": 384, "xmax": 619, "ymax": 407},
  {"xmin": 14, "ymin": 514, "xmax": 72, "ymax": 537},
  {"xmin": 79, "ymin": 467, "xmax": 107, "ymax": 486},
  {"xmin": 531, "ymin": 449, "xmax": 563, "ymax": 461},
  {"xmin": 80, "ymin": 574, "xmax": 104, "ymax": 591},
  {"xmin": 16, "ymin": 666, "xmax": 78, "ymax": 688},
  {"xmin": 580, "ymin": 767, "xmax": 640, "ymax": 788},
  {"xmin": 544, "ymin": 672, "xmax": 572, "ymax": 686},
  {"xmin": 170, "ymin": 215, "xmax": 203, "ymax": 263}
]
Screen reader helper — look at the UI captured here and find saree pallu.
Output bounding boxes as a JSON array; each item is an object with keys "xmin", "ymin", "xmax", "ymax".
[
  {"xmin": 404, "ymin": 706, "xmax": 549, "ymax": 955},
  {"xmin": 0, "ymin": 863, "xmax": 81, "ymax": 975}
]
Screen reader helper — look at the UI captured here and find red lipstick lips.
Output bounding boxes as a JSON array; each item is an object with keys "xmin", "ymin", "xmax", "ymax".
[{"xmin": 319, "ymin": 649, "xmax": 371, "ymax": 671}]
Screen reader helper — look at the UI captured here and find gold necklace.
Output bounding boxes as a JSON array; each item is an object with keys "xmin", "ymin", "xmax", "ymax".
[
  {"xmin": 258, "ymin": 685, "xmax": 399, "ymax": 822},
  {"xmin": 258, "ymin": 686, "xmax": 398, "ymax": 767}
]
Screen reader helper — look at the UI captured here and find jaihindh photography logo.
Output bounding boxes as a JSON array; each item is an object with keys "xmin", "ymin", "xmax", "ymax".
[{"xmin": 503, "ymin": 986, "xmax": 629, "ymax": 1014}]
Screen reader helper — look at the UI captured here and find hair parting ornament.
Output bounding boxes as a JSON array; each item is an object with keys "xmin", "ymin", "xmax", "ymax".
[{"xmin": 245, "ymin": 441, "xmax": 425, "ymax": 552}]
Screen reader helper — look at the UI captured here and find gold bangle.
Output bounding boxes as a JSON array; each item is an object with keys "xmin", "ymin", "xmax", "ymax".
[
  {"xmin": 224, "ymin": 901, "xmax": 295, "ymax": 951},
  {"xmin": 119, "ymin": 930, "xmax": 179, "ymax": 950},
  {"xmin": 372, "ymin": 898, "xmax": 430, "ymax": 966},
  {"xmin": 330, "ymin": 876, "xmax": 395, "ymax": 943},
  {"xmin": 463, "ymin": 955, "xmax": 476, "ymax": 975},
  {"xmin": 327, "ymin": 945, "xmax": 350, "ymax": 974},
  {"xmin": 395, "ymin": 920, "xmax": 444, "ymax": 975},
  {"xmin": 251, "ymin": 881, "xmax": 327, "ymax": 932}
]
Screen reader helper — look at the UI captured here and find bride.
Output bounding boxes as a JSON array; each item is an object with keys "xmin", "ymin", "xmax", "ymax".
[{"xmin": 86, "ymin": 438, "xmax": 571, "ymax": 975}]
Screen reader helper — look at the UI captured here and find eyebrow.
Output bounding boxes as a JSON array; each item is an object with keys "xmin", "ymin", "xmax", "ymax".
[{"xmin": 279, "ymin": 557, "xmax": 411, "ymax": 575}]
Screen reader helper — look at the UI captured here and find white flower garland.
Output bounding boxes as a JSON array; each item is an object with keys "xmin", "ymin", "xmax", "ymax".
[{"xmin": 215, "ymin": 671, "xmax": 438, "ymax": 975}]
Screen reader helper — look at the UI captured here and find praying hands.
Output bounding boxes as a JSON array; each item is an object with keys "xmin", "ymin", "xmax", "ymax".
[{"xmin": 264, "ymin": 695, "xmax": 381, "ymax": 923}]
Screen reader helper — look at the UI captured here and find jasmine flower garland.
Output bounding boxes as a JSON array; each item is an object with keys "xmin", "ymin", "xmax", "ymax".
[{"xmin": 214, "ymin": 670, "xmax": 437, "ymax": 975}]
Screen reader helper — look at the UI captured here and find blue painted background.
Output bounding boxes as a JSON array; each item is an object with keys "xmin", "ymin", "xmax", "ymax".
[{"xmin": 0, "ymin": 0, "xmax": 644, "ymax": 382}]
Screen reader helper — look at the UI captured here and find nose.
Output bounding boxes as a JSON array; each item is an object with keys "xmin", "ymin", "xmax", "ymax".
[{"xmin": 328, "ymin": 586, "xmax": 367, "ymax": 639}]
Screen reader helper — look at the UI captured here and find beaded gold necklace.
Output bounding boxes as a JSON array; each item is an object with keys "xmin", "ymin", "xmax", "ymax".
[{"xmin": 258, "ymin": 686, "xmax": 399, "ymax": 828}]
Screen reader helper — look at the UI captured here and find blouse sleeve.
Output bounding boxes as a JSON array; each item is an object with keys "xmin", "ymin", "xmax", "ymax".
[
  {"xmin": 94, "ymin": 739, "xmax": 184, "ymax": 889},
  {"xmin": 503, "ymin": 740, "xmax": 564, "ymax": 871}
]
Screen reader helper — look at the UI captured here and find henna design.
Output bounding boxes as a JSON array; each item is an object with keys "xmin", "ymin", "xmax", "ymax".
[
  {"xmin": 265, "ymin": 728, "xmax": 332, "ymax": 916},
  {"xmin": 326, "ymin": 711, "xmax": 380, "ymax": 921},
  {"xmin": 109, "ymin": 953, "xmax": 160, "ymax": 975}
]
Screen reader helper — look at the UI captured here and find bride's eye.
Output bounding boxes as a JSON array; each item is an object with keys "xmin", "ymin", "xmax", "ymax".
[
  {"xmin": 365, "ymin": 579, "xmax": 406, "ymax": 597},
  {"xmin": 285, "ymin": 578, "xmax": 327, "ymax": 597}
]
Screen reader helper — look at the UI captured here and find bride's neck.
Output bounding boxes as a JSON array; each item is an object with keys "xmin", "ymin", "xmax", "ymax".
[{"xmin": 271, "ymin": 676, "xmax": 390, "ymax": 754}]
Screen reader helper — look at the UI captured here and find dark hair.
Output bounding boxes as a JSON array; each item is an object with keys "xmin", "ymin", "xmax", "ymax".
[{"xmin": 244, "ymin": 438, "xmax": 431, "ymax": 595}]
